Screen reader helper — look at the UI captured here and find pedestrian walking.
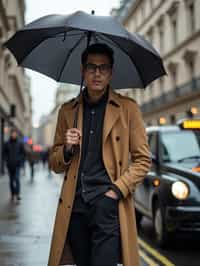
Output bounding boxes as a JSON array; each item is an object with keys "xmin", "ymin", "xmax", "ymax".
[
  {"xmin": 26, "ymin": 144, "xmax": 37, "ymax": 180},
  {"xmin": 3, "ymin": 128, "xmax": 25, "ymax": 202},
  {"xmin": 48, "ymin": 43, "xmax": 151, "ymax": 266}
]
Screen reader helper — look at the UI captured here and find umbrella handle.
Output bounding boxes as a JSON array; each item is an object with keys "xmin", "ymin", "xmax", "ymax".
[{"xmin": 71, "ymin": 30, "xmax": 92, "ymax": 155}]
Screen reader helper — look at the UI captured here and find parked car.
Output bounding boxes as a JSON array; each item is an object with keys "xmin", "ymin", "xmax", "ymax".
[{"xmin": 134, "ymin": 119, "xmax": 200, "ymax": 247}]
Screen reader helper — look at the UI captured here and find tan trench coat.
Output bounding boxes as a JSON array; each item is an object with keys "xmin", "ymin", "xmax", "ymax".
[{"xmin": 48, "ymin": 88, "xmax": 151, "ymax": 266}]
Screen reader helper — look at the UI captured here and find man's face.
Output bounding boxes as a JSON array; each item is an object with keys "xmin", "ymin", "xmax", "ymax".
[
  {"xmin": 11, "ymin": 130, "xmax": 17, "ymax": 139},
  {"xmin": 82, "ymin": 54, "xmax": 112, "ymax": 92}
]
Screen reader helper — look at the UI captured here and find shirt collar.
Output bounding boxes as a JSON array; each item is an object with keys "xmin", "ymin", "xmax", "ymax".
[{"xmin": 83, "ymin": 86, "xmax": 108, "ymax": 107}]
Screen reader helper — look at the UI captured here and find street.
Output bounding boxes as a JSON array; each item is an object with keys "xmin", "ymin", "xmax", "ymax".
[
  {"xmin": 0, "ymin": 164, "xmax": 199, "ymax": 266},
  {"xmin": 0, "ymin": 164, "xmax": 58, "ymax": 266}
]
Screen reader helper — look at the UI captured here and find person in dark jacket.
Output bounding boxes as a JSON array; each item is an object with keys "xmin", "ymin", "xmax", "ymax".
[
  {"xmin": 3, "ymin": 128, "xmax": 25, "ymax": 202},
  {"xmin": 48, "ymin": 43, "xmax": 151, "ymax": 266}
]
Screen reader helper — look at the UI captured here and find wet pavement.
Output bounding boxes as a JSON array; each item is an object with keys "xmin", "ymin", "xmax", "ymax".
[
  {"xmin": 0, "ymin": 163, "xmax": 151, "ymax": 266},
  {"xmin": 0, "ymin": 163, "xmax": 61, "ymax": 266}
]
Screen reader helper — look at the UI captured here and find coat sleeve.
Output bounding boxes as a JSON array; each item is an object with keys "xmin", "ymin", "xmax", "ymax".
[
  {"xmin": 49, "ymin": 106, "xmax": 71, "ymax": 174},
  {"xmin": 113, "ymin": 100, "xmax": 151, "ymax": 198}
]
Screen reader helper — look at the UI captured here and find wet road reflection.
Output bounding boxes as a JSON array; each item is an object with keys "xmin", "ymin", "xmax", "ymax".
[{"xmin": 0, "ymin": 164, "xmax": 61, "ymax": 266}]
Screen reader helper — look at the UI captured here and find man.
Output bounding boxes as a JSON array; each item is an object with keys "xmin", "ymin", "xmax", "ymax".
[
  {"xmin": 26, "ymin": 144, "xmax": 37, "ymax": 180},
  {"xmin": 3, "ymin": 128, "xmax": 25, "ymax": 202},
  {"xmin": 48, "ymin": 43, "xmax": 151, "ymax": 266}
]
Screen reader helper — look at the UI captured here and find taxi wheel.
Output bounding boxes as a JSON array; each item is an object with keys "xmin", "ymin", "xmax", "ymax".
[{"xmin": 153, "ymin": 202, "xmax": 169, "ymax": 248}]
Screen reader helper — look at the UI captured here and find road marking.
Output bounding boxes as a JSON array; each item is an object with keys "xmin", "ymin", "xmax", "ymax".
[
  {"xmin": 139, "ymin": 249, "xmax": 159, "ymax": 266},
  {"xmin": 138, "ymin": 237, "xmax": 175, "ymax": 266}
]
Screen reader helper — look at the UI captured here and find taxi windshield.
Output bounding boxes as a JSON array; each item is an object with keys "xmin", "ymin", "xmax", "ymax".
[{"xmin": 160, "ymin": 130, "xmax": 200, "ymax": 162}]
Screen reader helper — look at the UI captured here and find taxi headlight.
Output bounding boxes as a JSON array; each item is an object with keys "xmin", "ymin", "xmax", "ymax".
[{"xmin": 171, "ymin": 181, "xmax": 189, "ymax": 200}]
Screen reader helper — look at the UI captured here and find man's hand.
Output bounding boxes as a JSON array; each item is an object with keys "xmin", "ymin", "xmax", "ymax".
[
  {"xmin": 64, "ymin": 128, "xmax": 82, "ymax": 151},
  {"xmin": 105, "ymin": 189, "xmax": 119, "ymax": 200}
]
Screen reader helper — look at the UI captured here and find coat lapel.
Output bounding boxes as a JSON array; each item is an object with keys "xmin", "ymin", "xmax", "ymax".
[
  {"xmin": 103, "ymin": 88, "xmax": 121, "ymax": 144},
  {"xmin": 65, "ymin": 88, "xmax": 120, "ymax": 147},
  {"xmin": 65, "ymin": 94, "xmax": 83, "ymax": 130}
]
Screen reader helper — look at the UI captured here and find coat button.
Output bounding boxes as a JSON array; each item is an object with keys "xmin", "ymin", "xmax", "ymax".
[
  {"xmin": 74, "ymin": 175, "xmax": 76, "ymax": 179},
  {"xmin": 64, "ymin": 176, "xmax": 67, "ymax": 180},
  {"xmin": 119, "ymin": 161, "xmax": 122, "ymax": 166},
  {"xmin": 68, "ymin": 205, "xmax": 71, "ymax": 209},
  {"xmin": 116, "ymin": 136, "xmax": 120, "ymax": 141},
  {"xmin": 59, "ymin": 161, "xmax": 61, "ymax": 166},
  {"xmin": 59, "ymin": 198, "xmax": 63, "ymax": 204}
]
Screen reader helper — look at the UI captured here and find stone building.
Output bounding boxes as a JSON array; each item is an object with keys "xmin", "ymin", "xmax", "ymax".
[
  {"xmin": 112, "ymin": 0, "xmax": 200, "ymax": 125},
  {"xmin": 34, "ymin": 83, "xmax": 79, "ymax": 147},
  {"xmin": 0, "ymin": 0, "xmax": 32, "ymax": 173}
]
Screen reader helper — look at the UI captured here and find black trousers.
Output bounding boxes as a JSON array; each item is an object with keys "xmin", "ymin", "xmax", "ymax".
[
  {"xmin": 68, "ymin": 195, "xmax": 121, "ymax": 266},
  {"xmin": 8, "ymin": 167, "xmax": 20, "ymax": 196}
]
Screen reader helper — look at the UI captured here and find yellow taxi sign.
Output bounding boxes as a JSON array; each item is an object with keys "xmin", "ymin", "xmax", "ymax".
[
  {"xmin": 180, "ymin": 120, "xmax": 200, "ymax": 129},
  {"xmin": 192, "ymin": 167, "xmax": 200, "ymax": 173}
]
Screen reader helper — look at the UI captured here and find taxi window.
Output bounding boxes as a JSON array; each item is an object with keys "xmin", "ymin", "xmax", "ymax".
[
  {"xmin": 160, "ymin": 131, "xmax": 200, "ymax": 162},
  {"xmin": 148, "ymin": 133, "xmax": 157, "ymax": 156}
]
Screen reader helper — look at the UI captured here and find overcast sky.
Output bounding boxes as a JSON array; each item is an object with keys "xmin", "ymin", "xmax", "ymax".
[{"xmin": 25, "ymin": 0, "xmax": 120, "ymax": 127}]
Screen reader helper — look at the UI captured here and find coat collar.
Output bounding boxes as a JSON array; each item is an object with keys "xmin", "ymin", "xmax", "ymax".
[
  {"xmin": 67, "ymin": 86, "xmax": 121, "ymax": 145},
  {"xmin": 71, "ymin": 86, "xmax": 121, "ymax": 109}
]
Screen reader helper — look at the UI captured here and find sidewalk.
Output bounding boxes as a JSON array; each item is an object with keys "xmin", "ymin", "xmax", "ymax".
[
  {"xmin": 0, "ymin": 163, "xmax": 62, "ymax": 266},
  {"xmin": 0, "ymin": 164, "xmax": 146, "ymax": 266}
]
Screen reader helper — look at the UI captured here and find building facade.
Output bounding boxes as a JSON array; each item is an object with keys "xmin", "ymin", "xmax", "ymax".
[
  {"xmin": 34, "ymin": 83, "xmax": 79, "ymax": 147},
  {"xmin": 112, "ymin": 0, "xmax": 200, "ymax": 125},
  {"xmin": 0, "ymin": 0, "xmax": 32, "ymax": 174}
]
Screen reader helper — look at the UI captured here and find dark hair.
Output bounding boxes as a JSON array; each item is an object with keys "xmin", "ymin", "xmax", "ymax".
[
  {"xmin": 81, "ymin": 43, "xmax": 114, "ymax": 67},
  {"xmin": 10, "ymin": 128, "xmax": 17, "ymax": 134}
]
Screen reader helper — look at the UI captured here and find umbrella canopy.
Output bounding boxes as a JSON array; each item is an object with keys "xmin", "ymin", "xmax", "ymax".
[{"xmin": 4, "ymin": 10, "xmax": 166, "ymax": 89}]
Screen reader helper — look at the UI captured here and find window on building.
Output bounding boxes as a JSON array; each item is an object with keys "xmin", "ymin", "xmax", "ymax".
[
  {"xmin": 168, "ymin": 61, "xmax": 178, "ymax": 90},
  {"xmin": 187, "ymin": 1, "xmax": 195, "ymax": 34},
  {"xmin": 183, "ymin": 49, "xmax": 196, "ymax": 82},
  {"xmin": 141, "ymin": 0, "xmax": 146, "ymax": 19},
  {"xmin": 157, "ymin": 16, "xmax": 164, "ymax": 53},
  {"xmin": 172, "ymin": 17, "xmax": 177, "ymax": 46},
  {"xmin": 172, "ymin": 69, "xmax": 177, "ymax": 89},
  {"xmin": 147, "ymin": 27, "xmax": 154, "ymax": 44},
  {"xmin": 167, "ymin": 1, "xmax": 179, "ymax": 48},
  {"xmin": 188, "ymin": 60, "xmax": 194, "ymax": 80},
  {"xmin": 150, "ymin": 0, "xmax": 153, "ymax": 10}
]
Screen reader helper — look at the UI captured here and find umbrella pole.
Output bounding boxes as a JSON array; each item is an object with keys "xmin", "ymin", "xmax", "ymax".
[
  {"xmin": 73, "ymin": 30, "xmax": 92, "ymax": 129},
  {"xmin": 72, "ymin": 29, "xmax": 93, "ymax": 154}
]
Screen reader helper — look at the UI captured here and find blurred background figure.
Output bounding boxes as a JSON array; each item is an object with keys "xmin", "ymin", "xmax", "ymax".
[
  {"xmin": 26, "ymin": 144, "xmax": 37, "ymax": 181},
  {"xmin": 3, "ymin": 128, "xmax": 25, "ymax": 202},
  {"xmin": 41, "ymin": 148, "xmax": 49, "ymax": 168}
]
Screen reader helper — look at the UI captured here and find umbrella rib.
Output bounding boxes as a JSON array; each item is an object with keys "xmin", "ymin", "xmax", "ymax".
[
  {"xmin": 96, "ymin": 33, "xmax": 145, "ymax": 88},
  {"xmin": 18, "ymin": 29, "xmax": 82, "ymax": 65},
  {"xmin": 57, "ymin": 33, "xmax": 86, "ymax": 81},
  {"xmin": 48, "ymin": 31, "xmax": 84, "ymax": 39}
]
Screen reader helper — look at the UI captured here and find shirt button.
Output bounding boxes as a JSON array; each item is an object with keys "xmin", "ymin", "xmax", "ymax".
[
  {"xmin": 82, "ymin": 189, "xmax": 86, "ymax": 193},
  {"xmin": 91, "ymin": 110, "xmax": 95, "ymax": 115},
  {"xmin": 90, "ymin": 130, "xmax": 94, "ymax": 134}
]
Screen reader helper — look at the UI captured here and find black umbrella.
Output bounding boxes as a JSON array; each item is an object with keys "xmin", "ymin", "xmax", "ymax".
[{"xmin": 4, "ymin": 10, "xmax": 166, "ymax": 89}]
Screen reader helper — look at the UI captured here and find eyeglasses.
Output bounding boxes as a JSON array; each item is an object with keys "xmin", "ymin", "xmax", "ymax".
[{"xmin": 84, "ymin": 63, "xmax": 112, "ymax": 74}]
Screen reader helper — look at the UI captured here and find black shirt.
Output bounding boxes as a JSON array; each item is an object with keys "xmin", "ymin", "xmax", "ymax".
[{"xmin": 64, "ymin": 87, "xmax": 122, "ymax": 213}]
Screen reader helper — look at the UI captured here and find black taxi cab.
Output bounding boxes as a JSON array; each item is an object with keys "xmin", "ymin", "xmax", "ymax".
[{"xmin": 134, "ymin": 119, "xmax": 200, "ymax": 247}]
